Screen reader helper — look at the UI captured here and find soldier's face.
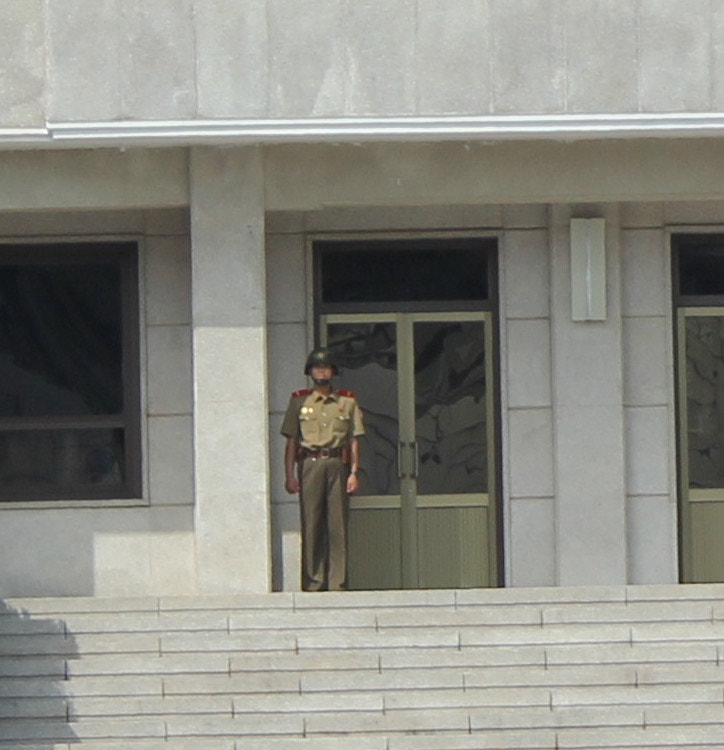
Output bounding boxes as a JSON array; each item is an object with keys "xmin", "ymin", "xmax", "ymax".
[{"xmin": 311, "ymin": 364, "xmax": 333, "ymax": 385}]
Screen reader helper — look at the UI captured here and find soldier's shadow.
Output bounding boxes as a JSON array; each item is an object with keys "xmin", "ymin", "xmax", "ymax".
[{"xmin": 0, "ymin": 598, "xmax": 79, "ymax": 746}]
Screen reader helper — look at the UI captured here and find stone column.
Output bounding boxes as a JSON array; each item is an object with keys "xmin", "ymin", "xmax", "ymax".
[
  {"xmin": 550, "ymin": 205, "xmax": 627, "ymax": 585},
  {"xmin": 190, "ymin": 146, "xmax": 270, "ymax": 593},
  {"xmin": 503, "ymin": 221, "xmax": 556, "ymax": 587}
]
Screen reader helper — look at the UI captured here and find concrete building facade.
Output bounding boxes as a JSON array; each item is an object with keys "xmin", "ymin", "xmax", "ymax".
[{"xmin": 1, "ymin": 1, "xmax": 723, "ymax": 597}]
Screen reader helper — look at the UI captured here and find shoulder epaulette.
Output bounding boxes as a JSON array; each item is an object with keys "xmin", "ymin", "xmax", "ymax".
[
  {"xmin": 291, "ymin": 389, "xmax": 313, "ymax": 398},
  {"xmin": 336, "ymin": 389, "xmax": 357, "ymax": 399}
]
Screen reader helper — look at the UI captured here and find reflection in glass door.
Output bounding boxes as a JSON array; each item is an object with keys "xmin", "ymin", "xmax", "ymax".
[{"xmin": 323, "ymin": 313, "xmax": 497, "ymax": 589}]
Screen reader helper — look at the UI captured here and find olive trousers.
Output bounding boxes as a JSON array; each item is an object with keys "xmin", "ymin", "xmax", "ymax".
[{"xmin": 299, "ymin": 456, "xmax": 349, "ymax": 591}]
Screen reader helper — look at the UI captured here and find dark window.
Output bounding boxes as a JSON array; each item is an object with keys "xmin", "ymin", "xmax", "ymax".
[
  {"xmin": 315, "ymin": 238, "xmax": 496, "ymax": 312},
  {"xmin": 674, "ymin": 234, "xmax": 724, "ymax": 302},
  {"xmin": 0, "ymin": 243, "xmax": 140, "ymax": 501}
]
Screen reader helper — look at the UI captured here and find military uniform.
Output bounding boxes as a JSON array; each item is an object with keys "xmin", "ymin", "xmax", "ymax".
[{"xmin": 281, "ymin": 388, "xmax": 365, "ymax": 591}]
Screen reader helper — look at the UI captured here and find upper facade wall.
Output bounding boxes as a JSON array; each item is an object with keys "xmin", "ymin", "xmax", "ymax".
[{"xmin": 4, "ymin": 0, "xmax": 723, "ymax": 128}]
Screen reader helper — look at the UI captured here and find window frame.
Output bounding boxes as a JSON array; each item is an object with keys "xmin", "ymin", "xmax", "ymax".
[
  {"xmin": 0, "ymin": 241, "xmax": 142, "ymax": 502},
  {"xmin": 313, "ymin": 236, "xmax": 499, "ymax": 315},
  {"xmin": 672, "ymin": 232, "xmax": 724, "ymax": 307}
]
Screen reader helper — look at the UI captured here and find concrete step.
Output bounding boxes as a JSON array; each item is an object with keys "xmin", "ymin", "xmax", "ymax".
[
  {"xmin": 6, "ymin": 621, "xmax": 724, "ymax": 658},
  {"xmin": 2, "ymin": 585, "xmax": 724, "ymax": 748}
]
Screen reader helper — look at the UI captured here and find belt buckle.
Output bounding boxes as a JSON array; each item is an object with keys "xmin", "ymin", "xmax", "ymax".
[{"xmin": 319, "ymin": 448, "xmax": 331, "ymax": 459}]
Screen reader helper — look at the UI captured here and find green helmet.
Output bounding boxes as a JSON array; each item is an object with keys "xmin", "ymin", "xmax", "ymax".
[{"xmin": 304, "ymin": 348, "xmax": 338, "ymax": 375}]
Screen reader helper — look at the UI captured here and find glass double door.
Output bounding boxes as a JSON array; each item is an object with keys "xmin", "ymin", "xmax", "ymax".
[
  {"xmin": 322, "ymin": 312, "xmax": 498, "ymax": 589},
  {"xmin": 678, "ymin": 308, "xmax": 724, "ymax": 582}
]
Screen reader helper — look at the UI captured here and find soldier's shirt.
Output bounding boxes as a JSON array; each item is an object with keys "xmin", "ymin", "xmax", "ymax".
[{"xmin": 281, "ymin": 389, "xmax": 364, "ymax": 448}]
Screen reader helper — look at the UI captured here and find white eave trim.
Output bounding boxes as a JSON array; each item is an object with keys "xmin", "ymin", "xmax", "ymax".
[{"xmin": 5, "ymin": 113, "xmax": 724, "ymax": 148}]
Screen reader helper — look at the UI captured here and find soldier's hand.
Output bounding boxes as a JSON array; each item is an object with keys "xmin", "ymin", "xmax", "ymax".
[
  {"xmin": 346, "ymin": 473, "xmax": 359, "ymax": 494},
  {"xmin": 285, "ymin": 477, "xmax": 300, "ymax": 494}
]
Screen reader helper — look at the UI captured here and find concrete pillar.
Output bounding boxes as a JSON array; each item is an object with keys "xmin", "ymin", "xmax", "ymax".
[
  {"xmin": 550, "ymin": 205, "xmax": 627, "ymax": 585},
  {"xmin": 503, "ymin": 226, "xmax": 557, "ymax": 587},
  {"xmin": 190, "ymin": 146, "xmax": 270, "ymax": 593}
]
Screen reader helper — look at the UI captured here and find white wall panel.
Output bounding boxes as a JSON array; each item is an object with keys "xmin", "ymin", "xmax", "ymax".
[{"xmin": 11, "ymin": 1, "xmax": 724, "ymax": 125}]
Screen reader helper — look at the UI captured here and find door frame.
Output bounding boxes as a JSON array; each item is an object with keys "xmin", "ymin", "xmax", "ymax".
[
  {"xmin": 672, "ymin": 232, "xmax": 724, "ymax": 583},
  {"xmin": 310, "ymin": 232, "xmax": 503, "ymax": 587}
]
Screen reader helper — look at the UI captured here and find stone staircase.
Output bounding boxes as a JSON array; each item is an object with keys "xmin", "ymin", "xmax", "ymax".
[{"xmin": 2, "ymin": 585, "xmax": 724, "ymax": 749}]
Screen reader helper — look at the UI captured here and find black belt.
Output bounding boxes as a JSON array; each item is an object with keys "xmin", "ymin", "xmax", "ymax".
[{"xmin": 300, "ymin": 446, "xmax": 343, "ymax": 459}]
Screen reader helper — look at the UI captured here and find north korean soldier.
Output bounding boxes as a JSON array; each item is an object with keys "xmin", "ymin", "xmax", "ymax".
[{"xmin": 281, "ymin": 348, "xmax": 364, "ymax": 591}]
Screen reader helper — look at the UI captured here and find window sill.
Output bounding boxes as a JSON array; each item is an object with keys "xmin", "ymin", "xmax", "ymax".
[{"xmin": 0, "ymin": 497, "xmax": 149, "ymax": 511}]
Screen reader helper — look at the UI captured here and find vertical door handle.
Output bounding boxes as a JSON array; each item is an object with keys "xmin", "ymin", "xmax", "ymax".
[
  {"xmin": 397, "ymin": 442, "xmax": 405, "ymax": 479},
  {"xmin": 410, "ymin": 441, "xmax": 419, "ymax": 479}
]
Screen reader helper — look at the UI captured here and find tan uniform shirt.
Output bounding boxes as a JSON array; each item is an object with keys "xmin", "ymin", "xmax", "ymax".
[{"xmin": 281, "ymin": 389, "xmax": 365, "ymax": 448}]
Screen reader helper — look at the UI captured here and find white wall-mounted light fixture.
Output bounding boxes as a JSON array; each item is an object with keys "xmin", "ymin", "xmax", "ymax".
[{"xmin": 570, "ymin": 218, "xmax": 606, "ymax": 321}]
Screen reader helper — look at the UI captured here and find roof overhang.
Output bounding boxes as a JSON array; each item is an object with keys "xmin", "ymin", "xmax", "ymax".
[{"xmin": 3, "ymin": 113, "xmax": 724, "ymax": 149}]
